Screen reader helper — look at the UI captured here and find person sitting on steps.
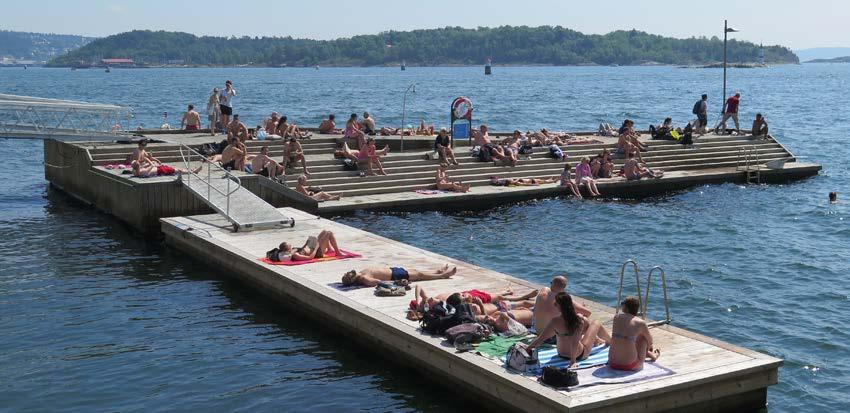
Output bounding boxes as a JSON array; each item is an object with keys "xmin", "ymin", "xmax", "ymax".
[
  {"xmin": 319, "ymin": 114, "xmax": 342, "ymax": 134},
  {"xmin": 752, "ymin": 113, "xmax": 769, "ymax": 138},
  {"xmin": 435, "ymin": 164, "xmax": 470, "ymax": 193},
  {"xmin": 560, "ymin": 163, "xmax": 583, "ymax": 198},
  {"xmin": 283, "ymin": 137, "xmax": 310, "ymax": 176},
  {"xmin": 341, "ymin": 265, "xmax": 457, "ymax": 287},
  {"xmin": 252, "ymin": 145, "xmax": 285, "ymax": 180},
  {"xmin": 575, "ymin": 156, "xmax": 602, "ymax": 196},
  {"xmin": 434, "ymin": 128, "xmax": 458, "ymax": 166},
  {"xmin": 295, "ymin": 174, "xmax": 341, "ymax": 202}
]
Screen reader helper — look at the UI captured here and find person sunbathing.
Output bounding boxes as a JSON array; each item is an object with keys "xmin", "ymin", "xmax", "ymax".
[
  {"xmin": 416, "ymin": 120, "xmax": 435, "ymax": 136},
  {"xmin": 499, "ymin": 135, "xmax": 520, "ymax": 166},
  {"xmin": 275, "ymin": 230, "xmax": 342, "ymax": 261},
  {"xmin": 533, "ymin": 275, "xmax": 592, "ymax": 334},
  {"xmin": 608, "ymin": 296, "xmax": 661, "ymax": 371},
  {"xmin": 265, "ymin": 112, "xmax": 280, "ymax": 135},
  {"xmin": 435, "ymin": 164, "xmax": 470, "ymax": 193},
  {"xmin": 342, "ymin": 265, "xmax": 457, "ymax": 287},
  {"xmin": 319, "ymin": 114, "xmax": 342, "ymax": 134},
  {"xmin": 407, "ymin": 283, "xmax": 537, "ymax": 318},
  {"xmin": 575, "ymin": 156, "xmax": 602, "ymax": 196},
  {"xmin": 623, "ymin": 152, "xmax": 662, "ymax": 180},
  {"xmin": 131, "ymin": 160, "xmax": 201, "ymax": 178},
  {"xmin": 591, "ymin": 149, "xmax": 615, "ymax": 179},
  {"xmin": 220, "ymin": 136, "xmax": 248, "ymax": 171},
  {"xmin": 489, "ymin": 176, "xmax": 558, "ymax": 187},
  {"xmin": 131, "ymin": 139, "xmax": 161, "ymax": 166},
  {"xmin": 342, "ymin": 138, "xmax": 388, "ymax": 176},
  {"xmin": 252, "ymin": 146, "xmax": 285, "ymax": 179},
  {"xmin": 526, "ymin": 293, "xmax": 612, "ymax": 368},
  {"xmin": 477, "ymin": 308, "xmax": 535, "ymax": 335},
  {"xmin": 277, "ymin": 116, "xmax": 311, "ymax": 139},
  {"xmin": 560, "ymin": 163, "xmax": 582, "ymax": 198},
  {"xmin": 226, "ymin": 115, "xmax": 251, "ymax": 142},
  {"xmin": 283, "ymin": 137, "xmax": 310, "ymax": 176},
  {"xmin": 295, "ymin": 174, "xmax": 341, "ymax": 201}
]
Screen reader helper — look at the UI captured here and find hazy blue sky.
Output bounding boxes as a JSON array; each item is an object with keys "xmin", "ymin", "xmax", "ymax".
[{"xmin": 2, "ymin": 0, "xmax": 848, "ymax": 49}]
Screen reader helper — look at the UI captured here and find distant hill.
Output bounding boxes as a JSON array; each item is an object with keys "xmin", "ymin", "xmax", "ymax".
[
  {"xmin": 795, "ymin": 47, "xmax": 850, "ymax": 62},
  {"xmin": 48, "ymin": 27, "xmax": 799, "ymax": 67},
  {"xmin": 0, "ymin": 30, "xmax": 94, "ymax": 63},
  {"xmin": 805, "ymin": 56, "xmax": 850, "ymax": 64}
]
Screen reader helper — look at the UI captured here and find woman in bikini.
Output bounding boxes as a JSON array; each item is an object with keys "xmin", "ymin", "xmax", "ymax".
[
  {"xmin": 276, "ymin": 230, "xmax": 342, "ymax": 261},
  {"xmin": 607, "ymin": 296, "xmax": 661, "ymax": 371},
  {"xmin": 435, "ymin": 164, "xmax": 470, "ymax": 193},
  {"xmin": 526, "ymin": 293, "xmax": 611, "ymax": 369}
]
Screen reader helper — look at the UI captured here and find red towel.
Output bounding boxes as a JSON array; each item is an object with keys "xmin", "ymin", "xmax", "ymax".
[{"xmin": 259, "ymin": 250, "xmax": 361, "ymax": 266}]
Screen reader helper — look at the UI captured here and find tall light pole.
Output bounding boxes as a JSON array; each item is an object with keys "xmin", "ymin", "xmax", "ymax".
[
  {"xmin": 722, "ymin": 20, "xmax": 739, "ymax": 115},
  {"xmin": 400, "ymin": 83, "xmax": 416, "ymax": 152}
]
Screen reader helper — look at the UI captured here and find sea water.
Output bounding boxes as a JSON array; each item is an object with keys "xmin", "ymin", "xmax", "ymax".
[{"xmin": 0, "ymin": 65, "xmax": 848, "ymax": 412}]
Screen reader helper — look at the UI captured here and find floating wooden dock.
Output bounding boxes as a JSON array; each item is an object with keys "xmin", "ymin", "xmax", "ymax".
[
  {"xmin": 160, "ymin": 207, "xmax": 781, "ymax": 412},
  {"xmin": 44, "ymin": 130, "xmax": 820, "ymax": 233}
]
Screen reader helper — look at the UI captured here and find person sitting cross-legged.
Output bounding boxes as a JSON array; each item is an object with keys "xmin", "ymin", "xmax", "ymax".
[{"xmin": 526, "ymin": 293, "xmax": 612, "ymax": 368}]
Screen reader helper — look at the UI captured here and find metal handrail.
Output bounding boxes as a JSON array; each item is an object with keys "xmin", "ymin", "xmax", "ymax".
[
  {"xmin": 644, "ymin": 266, "xmax": 672, "ymax": 327},
  {"xmin": 615, "ymin": 260, "xmax": 643, "ymax": 317},
  {"xmin": 177, "ymin": 143, "xmax": 242, "ymax": 217}
]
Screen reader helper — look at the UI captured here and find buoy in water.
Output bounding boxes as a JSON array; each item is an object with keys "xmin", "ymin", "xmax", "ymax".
[
  {"xmin": 401, "ymin": 60, "xmax": 406, "ymax": 71},
  {"xmin": 484, "ymin": 58, "xmax": 492, "ymax": 75}
]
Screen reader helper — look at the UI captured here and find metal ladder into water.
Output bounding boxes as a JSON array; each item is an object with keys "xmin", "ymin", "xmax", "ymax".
[
  {"xmin": 615, "ymin": 260, "xmax": 672, "ymax": 327},
  {"xmin": 736, "ymin": 145, "xmax": 761, "ymax": 184},
  {"xmin": 177, "ymin": 144, "xmax": 295, "ymax": 232}
]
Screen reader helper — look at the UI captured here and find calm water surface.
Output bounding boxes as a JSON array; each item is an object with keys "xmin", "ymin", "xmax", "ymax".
[{"xmin": 1, "ymin": 65, "xmax": 848, "ymax": 412}]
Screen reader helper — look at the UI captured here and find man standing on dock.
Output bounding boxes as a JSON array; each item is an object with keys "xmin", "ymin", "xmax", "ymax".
[
  {"xmin": 181, "ymin": 104, "xmax": 201, "ymax": 131},
  {"xmin": 716, "ymin": 92, "xmax": 741, "ymax": 135},
  {"xmin": 219, "ymin": 80, "xmax": 236, "ymax": 133},
  {"xmin": 693, "ymin": 94, "xmax": 708, "ymax": 133}
]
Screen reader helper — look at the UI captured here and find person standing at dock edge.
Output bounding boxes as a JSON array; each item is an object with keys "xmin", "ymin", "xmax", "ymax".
[
  {"xmin": 219, "ymin": 80, "xmax": 236, "ymax": 133},
  {"xmin": 693, "ymin": 94, "xmax": 708, "ymax": 133},
  {"xmin": 716, "ymin": 92, "xmax": 741, "ymax": 135}
]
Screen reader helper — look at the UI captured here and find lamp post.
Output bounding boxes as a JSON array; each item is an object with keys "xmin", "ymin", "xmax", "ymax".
[
  {"xmin": 722, "ymin": 20, "xmax": 739, "ymax": 115},
  {"xmin": 401, "ymin": 83, "xmax": 416, "ymax": 152}
]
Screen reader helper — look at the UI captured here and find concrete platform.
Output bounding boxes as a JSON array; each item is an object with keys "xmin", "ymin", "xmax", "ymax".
[{"xmin": 160, "ymin": 208, "xmax": 781, "ymax": 413}]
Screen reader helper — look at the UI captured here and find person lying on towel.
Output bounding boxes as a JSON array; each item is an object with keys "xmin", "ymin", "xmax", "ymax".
[
  {"xmin": 341, "ymin": 265, "xmax": 456, "ymax": 287},
  {"xmin": 276, "ymin": 230, "xmax": 342, "ymax": 261}
]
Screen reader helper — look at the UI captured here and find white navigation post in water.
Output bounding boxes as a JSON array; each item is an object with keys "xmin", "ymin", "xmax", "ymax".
[{"xmin": 485, "ymin": 58, "xmax": 492, "ymax": 75}]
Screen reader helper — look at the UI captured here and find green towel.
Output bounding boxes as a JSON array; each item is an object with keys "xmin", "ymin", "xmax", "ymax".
[{"xmin": 476, "ymin": 335, "xmax": 535, "ymax": 359}]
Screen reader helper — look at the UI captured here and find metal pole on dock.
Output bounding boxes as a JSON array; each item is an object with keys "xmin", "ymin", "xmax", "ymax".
[
  {"xmin": 401, "ymin": 83, "xmax": 415, "ymax": 152},
  {"xmin": 722, "ymin": 21, "xmax": 738, "ymax": 117}
]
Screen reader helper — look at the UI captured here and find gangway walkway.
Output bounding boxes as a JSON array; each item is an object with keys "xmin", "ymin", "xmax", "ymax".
[
  {"xmin": 0, "ymin": 93, "xmax": 132, "ymax": 140},
  {"xmin": 177, "ymin": 144, "xmax": 295, "ymax": 232}
]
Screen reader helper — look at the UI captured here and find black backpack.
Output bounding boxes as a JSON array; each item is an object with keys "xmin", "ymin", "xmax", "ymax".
[
  {"xmin": 692, "ymin": 100, "xmax": 702, "ymax": 115},
  {"xmin": 541, "ymin": 366, "xmax": 579, "ymax": 388},
  {"xmin": 420, "ymin": 303, "xmax": 457, "ymax": 335},
  {"xmin": 266, "ymin": 248, "xmax": 281, "ymax": 261},
  {"xmin": 478, "ymin": 145, "xmax": 493, "ymax": 162},
  {"xmin": 342, "ymin": 158, "xmax": 358, "ymax": 171}
]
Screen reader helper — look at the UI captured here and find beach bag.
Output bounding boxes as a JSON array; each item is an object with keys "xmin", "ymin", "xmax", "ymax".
[
  {"xmin": 506, "ymin": 343, "xmax": 538, "ymax": 372},
  {"xmin": 692, "ymin": 100, "xmax": 702, "ymax": 115},
  {"xmin": 420, "ymin": 303, "xmax": 457, "ymax": 335},
  {"xmin": 342, "ymin": 158, "xmax": 358, "ymax": 171},
  {"xmin": 549, "ymin": 144, "xmax": 564, "ymax": 160},
  {"xmin": 444, "ymin": 322, "xmax": 492, "ymax": 344},
  {"xmin": 265, "ymin": 248, "xmax": 281, "ymax": 262},
  {"xmin": 541, "ymin": 366, "xmax": 579, "ymax": 388}
]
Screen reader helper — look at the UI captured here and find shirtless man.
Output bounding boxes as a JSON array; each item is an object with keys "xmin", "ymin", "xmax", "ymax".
[
  {"xmin": 131, "ymin": 160, "xmax": 201, "ymax": 178},
  {"xmin": 282, "ymin": 137, "xmax": 310, "ymax": 175},
  {"xmin": 752, "ymin": 113, "xmax": 769, "ymax": 137},
  {"xmin": 319, "ymin": 114, "xmax": 342, "ymax": 134},
  {"xmin": 277, "ymin": 116, "xmax": 310, "ymax": 139},
  {"xmin": 473, "ymin": 124, "xmax": 492, "ymax": 146},
  {"xmin": 227, "ymin": 114, "xmax": 250, "ymax": 142},
  {"xmin": 416, "ymin": 120, "xmax": 434, "ymax": 136},
  {"xmin": 341, "ymin": 265, "xmax": 456, "ymax": 287},
  {"xmin": 361, "ymin": 112, "xmax": 377, "ymax": 135},
  {"xmin": 130, "ymin": 140, "xmax": 160, "ymax": 166},
  {"xmin": 265, "ymin": 112, "xmax": 280, "ymax": 135},
  {"xmin": 623, "ymin": 151, "xmax": 661, "ymax": 181},
  {"xmin": 533, "ymin": 275, "xmax": 591, "ymax": 333},
  {"xmin": 181, "ymin": 104, "xmax": 202, "ymax": 131},
  {"xmin": 220, "ymin": 136, "xmax": 247, "ymax": 171},
  {"xmin": 251, "ymin": 146, "xmax": 285, "ymax": 179}
]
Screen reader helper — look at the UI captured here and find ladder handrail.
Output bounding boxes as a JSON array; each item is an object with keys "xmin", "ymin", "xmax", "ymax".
[
  {"xmin": 177, "ymin": 143, "xmax": 242, "ymax": 217},
  {"xmin": 644, "ymin": 266, "xmax": 672, "ymax": 326},
  {"xmin": 616, "ymin": 260, "xmax": 643, "ymax": 317}
]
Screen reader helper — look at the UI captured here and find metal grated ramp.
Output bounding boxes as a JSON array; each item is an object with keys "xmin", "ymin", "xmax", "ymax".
[{"xmin": 177, "ymin": 146, "xmax": 295, "ymax": 232}]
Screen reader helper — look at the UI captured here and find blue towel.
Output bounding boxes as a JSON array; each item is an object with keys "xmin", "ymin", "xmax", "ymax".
[{"xmin": 501, "ymin": 344, "xmax": 609, "ymax": 372}]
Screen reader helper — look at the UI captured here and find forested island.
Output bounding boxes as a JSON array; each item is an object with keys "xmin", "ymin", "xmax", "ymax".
[
  {"xmin": 0, "ymin": 30, "xmax": 93, "ymax": 62},
  {"xmin": 47, "ymin": 26, "xmax": 798, "ymax": 67},
  {"xmin": 805, "ymin": 56, "xmax": 850, "ymax": 63}
]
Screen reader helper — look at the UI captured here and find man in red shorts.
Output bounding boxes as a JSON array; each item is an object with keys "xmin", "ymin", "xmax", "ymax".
[{"xmin": 182, "ymin": 104, "xmax": 201, "ymax": 131}]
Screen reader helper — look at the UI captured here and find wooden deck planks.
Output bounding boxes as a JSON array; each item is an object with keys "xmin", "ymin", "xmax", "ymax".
[{"xmin": 160, "ymin": 207, "xmax": 781, "ymax": 412}]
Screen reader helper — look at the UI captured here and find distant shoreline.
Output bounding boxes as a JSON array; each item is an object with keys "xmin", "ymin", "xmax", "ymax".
[{"xmin": 40, "ymin": 62, "xmax": 794, "ymax": 69}]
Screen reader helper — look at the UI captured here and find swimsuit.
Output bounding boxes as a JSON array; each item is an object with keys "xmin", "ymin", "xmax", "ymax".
[
  {"xmin": 390, "ymin": 267, "xmax": 409, "ymax": 281},
  {"xmin": 464, "ymin": 289, "xmax": 492, "ymax": 304},
  {"xmin": 257, "ymin": 168, "xmax": 269, "ymax": 177},
  {"xmin": 156, "ymin": 165, "xmax": 175, "ymax": 175},
  {"xmin": 222, "ymin": 159, "xmax": 236, "ymax": 170},
  {"xmin": 609, "ymin": 359, "xmax": 640, "ymax": 371}
]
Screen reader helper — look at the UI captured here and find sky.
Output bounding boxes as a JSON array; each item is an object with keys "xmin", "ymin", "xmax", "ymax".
[{"xmin": 1, "ymin": 0, "xmax": 849, "ymax": 50}]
